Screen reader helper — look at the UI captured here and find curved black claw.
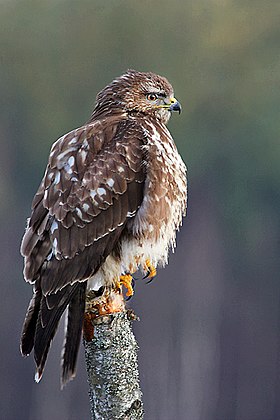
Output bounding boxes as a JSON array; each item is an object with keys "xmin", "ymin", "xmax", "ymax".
[
  {"xmin": 145, "ymin": 276, "xmax": 156, "ymax": 285},
  {"xmin": 143, "ymin": 269, "xmax": 156, "ymax": 283},
  {"xmin": 125, "ymin": 278, "xmax": 135, "ymax": 301},
  {"xmin": 143, "ymin": 260, "xmax": 157, "ymax": 282}
]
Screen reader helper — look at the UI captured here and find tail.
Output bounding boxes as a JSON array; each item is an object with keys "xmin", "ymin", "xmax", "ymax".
[{"xmin": 20, "ymin": 281, "xmax": 86, "ymax": 387}]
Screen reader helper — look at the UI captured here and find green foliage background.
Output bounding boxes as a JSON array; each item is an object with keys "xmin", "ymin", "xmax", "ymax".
[{"xmin": 1, "ymin": 1, "xmax": 280, "ymax": 419}]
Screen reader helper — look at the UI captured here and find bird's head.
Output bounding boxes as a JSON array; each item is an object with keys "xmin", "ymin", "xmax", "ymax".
[{"xmin": 93, "ymin": 69, "xmax": 181, "ymax": 124}]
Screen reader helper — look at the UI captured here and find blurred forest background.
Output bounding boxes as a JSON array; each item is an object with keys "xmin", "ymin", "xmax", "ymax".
[{"xmin": 1, "ymin": 1, "xmax": 280, "ymax": 419}]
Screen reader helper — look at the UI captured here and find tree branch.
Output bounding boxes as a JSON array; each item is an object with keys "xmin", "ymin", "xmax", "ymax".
[{"xmin": 83, "ymin": 292, "xmax": 144, "ymax": 420}]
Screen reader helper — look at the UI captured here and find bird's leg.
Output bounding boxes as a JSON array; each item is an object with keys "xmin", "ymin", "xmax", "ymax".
[
  {"xmin": 143, "ymin": 259, "xmax": 157, "ymax": 282},
  {"xmin": 118, "ymin": 274, "xmax": 134, "ymax": 297}
]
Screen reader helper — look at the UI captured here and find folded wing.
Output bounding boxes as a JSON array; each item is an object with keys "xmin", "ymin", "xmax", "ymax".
[{"xmin": 20, "ymin": 118, "xmax": 147, "ymax": 384}]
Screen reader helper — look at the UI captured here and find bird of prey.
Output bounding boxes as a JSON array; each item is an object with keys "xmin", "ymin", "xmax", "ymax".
[{"xmin": 20, "ymin": 69, "xmax": 187, "ymax": 386}]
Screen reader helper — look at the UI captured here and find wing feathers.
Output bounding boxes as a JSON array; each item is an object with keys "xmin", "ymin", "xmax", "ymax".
[
  {"xmin": 20, "ymin": 282, "xmax": 42, "ymax": 356},
  {"xmin": 34, "ymin": 284, "xmax": 80, "ymax": 382},
  {"xmin": 61, "ymin": 283, "xmax": 86, "ymax": 386},
  {"xmin": 21, "ymin": 117, "xmax": 147, "ymax": 383}
]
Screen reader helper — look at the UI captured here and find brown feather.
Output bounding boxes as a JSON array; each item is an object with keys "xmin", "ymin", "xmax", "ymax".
[
  {"xmin": 20, "ymin": 69, "xmax": 187, "ymax": 385},
  {"xmin": 34, "ymin": 284, "xmax": 79, "ymax": 382},
  {"xmin": 61, "ymin": 283, "xmax": 86, "ymax": 386},
  {"xmin": 20, "ymin": 282, "xmax": 42, "ymax": 356}
]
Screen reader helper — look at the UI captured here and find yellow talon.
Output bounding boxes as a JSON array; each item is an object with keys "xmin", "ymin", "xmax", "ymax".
[
  {"xmin": 144, "ymin": 259, "xmax": 157, "ymax": 279},
  {"xmin": 119, "ymin": 274, "xmax": 134, "ymax": 297}
]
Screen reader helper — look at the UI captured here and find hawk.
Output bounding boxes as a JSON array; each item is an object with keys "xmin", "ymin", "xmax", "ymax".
[{"xmin": 20, "ymin": 70, "xmax": 187, "ymax": 386}]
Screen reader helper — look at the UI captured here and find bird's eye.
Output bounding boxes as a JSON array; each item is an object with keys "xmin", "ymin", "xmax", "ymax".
[{"xmin": 146, "ymin": 93, "xmax": 158, "ymax": 101}]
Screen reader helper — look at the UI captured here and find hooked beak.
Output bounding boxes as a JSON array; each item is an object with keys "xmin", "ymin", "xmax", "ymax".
[{"xmin": 168, "ymin": 98, "xmax": 182, "ymax": 114}]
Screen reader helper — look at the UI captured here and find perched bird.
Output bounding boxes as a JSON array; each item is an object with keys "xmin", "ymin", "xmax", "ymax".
[{"xmin": 20, "ymin": 70, "xmax": 187, "ymax": 386}]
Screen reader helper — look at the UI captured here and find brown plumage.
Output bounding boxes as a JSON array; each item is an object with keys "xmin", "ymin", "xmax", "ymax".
[{"xmin": 20, "ymin": 69, "xmax": 187, "ymax": 386}]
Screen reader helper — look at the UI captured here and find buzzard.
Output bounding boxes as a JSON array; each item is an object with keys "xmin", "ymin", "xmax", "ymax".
[{"xmin": 20, "ymin": 70, "xmax": 187, "ymax": 385}]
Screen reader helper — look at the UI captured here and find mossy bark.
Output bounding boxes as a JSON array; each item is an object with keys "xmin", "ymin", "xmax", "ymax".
[{"xmin": 84, "ymin": 310, "xmax": 144, "ymax": 420}]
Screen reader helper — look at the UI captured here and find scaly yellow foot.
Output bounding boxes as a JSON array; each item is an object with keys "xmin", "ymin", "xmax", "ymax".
[
  {"xmin": 119, "ymin": 274, "xmax": 134, "ymax": 297},
  {"xmin": 144, "ymin": 259, "xmax": 157, "ymax": 280}
]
